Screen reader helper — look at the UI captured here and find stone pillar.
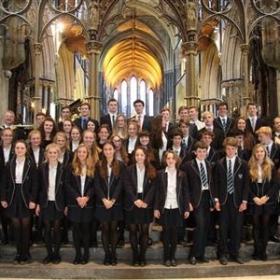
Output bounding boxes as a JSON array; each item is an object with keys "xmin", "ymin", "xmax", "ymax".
[
  {"xmin": 240, "ymin": 44, "xmax": 251, "ymax": 105},
  {"xmin": 33, "ymin": 42, "xmax": 43, "ymax": 123},
  {"xmin": 0, "ymin": 35, "xmax": 9, "ymax": 123},
  {"xmin": 181, "ymin": 39, "xmax": 199, "ymax": 108},
  {"xmin": 86, "ymin": 40, "xmax": 102, "ymax": 120}
]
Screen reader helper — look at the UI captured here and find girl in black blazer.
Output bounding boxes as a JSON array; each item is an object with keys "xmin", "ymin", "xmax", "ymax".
[
  {"xmin": 27, "ymin": 129, "xmax": 45, "ymax": 168},
  {"xmin": 248, "ymin": 144, "xmax": 279, "ymax": 261},
  {"xmin": 69, "ymin": 126, "xmax": 82, "ymax": 152},
  {"xmin": 154, "ymin": 150, "xmax": 190, "ymax": 267},
  {"xmin": 65, "ymin": 144, "xmax": 95, "ymax": 265},
  {"xmin": 95, "ymin": 140, "xmax": 125, "ymax": 266},
  {"xmin": 123, "ymin": 146, "xmax": 156, "ymax": 266},
  {"xmin": 35, "ymin": 143, "xmax": 66, "ymax": 264},
  {"xmin": 0, "ymin": 140, "xmax": 38, "ymax": 264},
  {"xmin": 53, "ymin": 132, "xmax": 73, "ymax": 166}
]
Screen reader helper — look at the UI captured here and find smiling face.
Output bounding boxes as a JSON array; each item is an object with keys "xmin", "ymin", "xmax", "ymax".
[
  {"xmin": 83, "ymin": 131, "xmax": 95, "ymax": 147},
  {"xmin": 165, "ymin": 152, "xmax": 176, "ymax": 168},
  {"xmin": 46, "ymin": 147, "xmax": 60, "ymax": 162},
  {"xmin": 15, "ymin": 142, "xmax": 27, "ymax": 157},
  {"xmin": 63, "ymin": 120, "xmax": 72, "ymax": 133},
  {"xmin": 254, "ymin": 145, "xmax": 266, "ymax": 162},
  {"xmin": 30, "ymin": 132, "xmax": 41, "ymax": 147},
  {"xmin": 44, "ymin": 120, "xmax": 54, "ymax": 134},
  {"xmin": 71, "ymin": 128, "xmax": 81, "ymax": 141},
  {"xmin": 135, "ymin": 148, "xmax": 146, "ymax": 165},
  {"xmin": 77, "ymin": 146, "xmax": 88, "ymax": 162},
  {"xmin": 103, "ymin": 143, "xmax": 115, "ymax": 160},
  {"xmin": 237, "ymin": 118, "xmax": 246, "ymax": 131}
]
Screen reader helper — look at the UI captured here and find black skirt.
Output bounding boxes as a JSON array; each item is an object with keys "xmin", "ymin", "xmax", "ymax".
[
  {"xmin": 125, "ymin": 206, "xmax": 153, "ymax": 224},
  {"xmin": 157, "ymin": 208, "xmax": 183, "ymax": 227},
  {"xmin": 248, "ymin": 202, "xmax": 275, "ymax": 216},
  {"xmin": 95, "ymin": 204, "xmax": 123, "ymax": 222},
  {"xmin": 5, "ymin": 184, "xmax": 32, "ymax": 219},
  {"xmin": 41, "ymin": 201, "xmax": 64, "ymax": 221},
  {"xmin": 67, "ymin": 205, "xmax": 94, "ymax": 223}
]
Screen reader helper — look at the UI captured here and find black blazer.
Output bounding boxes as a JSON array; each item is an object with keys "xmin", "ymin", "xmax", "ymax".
[
  {"xmin": 269, "ymin": 143, "xmax": 280, "ymax": 169},
  {"xmin": 154, "ymin": 169, "xmax": 189, "ymax": 214},
  {"xmin": 100, "ymin": 114, "xmax": 114, "ymax": 132},
  {"xmin": 27, "ymin": 147, "xmax": 45, "ymax": 168},
  {"xmin": 131, "ymin": 115, "xmax": 153, "ymax": 132},
  {"xmin": 0, "ymin": 157, "xmax": 38, "ymax": 207},
  {"xmin": 214, "ymin": 157, "xmax": 249, "ymax": 207},
  {"xmin": 214, "ymin": 117, "xmax": 235, "ymax": 137},
  {"xmin": 123, "ymin": 164, "xmax": 156, "ymax": 210},
  {"xmin": 184, "ymin": 160, "xmax": 214, "ymax": 208},
  {"xmin": 94, "ymin": 161, "xmax": 125, "ymax": 207},
  {"xmin": 0, "ymin": 145, "xmax": 15, "ymax": 165},
  {"xmin": 65, "ymin": 165, "xmax": 95, "ymax": 208},
  {"xmin": 246, "ymin": 117, "xmax": 268, "ymax": 134},
  {"xmin": 38, "ymin": 162, "xmax": 66, "ymax": 211},
  {"xmin": 61, "ymin": 150, "xmax": 73, "ymax": 166},
  {"xmin": 248, "ymin": 168, "xmax": 279, "ymax": 206}
]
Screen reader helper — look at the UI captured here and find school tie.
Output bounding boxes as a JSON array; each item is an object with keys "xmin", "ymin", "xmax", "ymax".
[
  {"xmin": 251, "ymin": 118, "xmax": 256, "ymax": 132},
  {"xmin": 200, "ymin": 162, "xmax": 208, "ymax": 188},
  {"xmin": 227, "ymin": 159, "xmax": 234, "ymax": 194},
  {"xmin": 222, "ymin": 118, "xmax": 227, "ymax": 134},
  {"xmin": 266, "ymin": 145, "xmax": 270, "ymax": 157},
  {"xmin": 112, "ymin": 115, "xmax": 115, "ymax": 126},
  {"xmin": 182, "ymin": 138, "xmax": 187, "ymax": 150},
  {"xmin": 82, "ymin": 118, "xmax": 87, "ymax": 130}
]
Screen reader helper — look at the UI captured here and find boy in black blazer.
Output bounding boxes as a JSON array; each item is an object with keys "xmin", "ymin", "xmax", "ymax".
[
  {"xmin": 214, "ymin": 137, "xmax": 249, "ymax": 265},
  {"xmin": 184, "ymin": 141, "xmax": 214, "ymax": 264}
]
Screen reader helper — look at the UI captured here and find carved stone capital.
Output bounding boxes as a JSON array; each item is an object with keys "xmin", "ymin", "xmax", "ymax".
[
  {"xmin": 181, "ymin": 41, "xmax": 198, "ymax": 56},
  {"xmin": 86, "ymin": 40, "xmax": 102, "ymax": 54},
  {"xmin": 33, "ymin": 43, "xmax": 43, "ymax": 55},
  {"xmin": 240, "ymin": 44, "xmax": 249, "ymax": 54}
]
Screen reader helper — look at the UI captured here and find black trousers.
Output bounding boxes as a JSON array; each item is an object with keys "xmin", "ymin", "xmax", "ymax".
[
  {"xmin": 218, "ymin": 194, "xmax": 243, "ymax": 257},
  {"xmin": 191, "ymin": 190, "xmax": 211, "ymax": 258}
]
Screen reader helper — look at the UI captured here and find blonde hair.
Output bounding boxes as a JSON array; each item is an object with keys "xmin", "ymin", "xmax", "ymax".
[
  {"xmin": 53, "ymin": 131, "xmax": 70, "ymax": 150},
  {"xmin": 248, "ymin": 144, "xmax": 274, "ymax": 182},
  {"xmin": 72, "ymin": 144, "xmax": 95, "ymax": 177},
  {"xmin": 255, "ymin": 126, "xmax": 272, "ymax": 139},
  {"xmin": 28, "ymin": 129, "xmax": 42, "ymax": 141},
  {"xmin": 44, "ymin": 143, "xmax": 61, "ymax": 162}
]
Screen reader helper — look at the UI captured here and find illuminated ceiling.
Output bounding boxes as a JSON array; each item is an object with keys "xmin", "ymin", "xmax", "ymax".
[{"xmin": 102, "ymin": 20, "xmax": 163, "ymax": 89}]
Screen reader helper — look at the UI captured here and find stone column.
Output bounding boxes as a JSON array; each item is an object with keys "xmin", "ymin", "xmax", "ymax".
[
  {"xmin": 86, "ymin": 39, "xmax": 102, "ymax": 121},
  {"xmin": 32, "ymin": 42, "xmax": 43, "ymax": 123},
  {"xmin": 240, "ymin": 44, "xmax": 251, "ymax": 105},
  {"xmin": 181, "ymin": 38, "xmax": 199, "ymax": 108}
]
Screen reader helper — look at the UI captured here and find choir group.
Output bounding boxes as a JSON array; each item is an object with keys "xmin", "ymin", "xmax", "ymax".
[{"xmin": 0, "ymin": 98, "xmax": 280, "ymax": 267}]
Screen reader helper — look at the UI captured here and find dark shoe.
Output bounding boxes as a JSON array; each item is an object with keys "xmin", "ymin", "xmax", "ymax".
[
  {"xmin": 111, "ymin": 256, "xmax": 117, "ymax": 266},
  {"xmin": 19, "ymin": 256, "xmax": 28, "ymax": 265},
  {"xmin": 52, "ymin": 254, "xmax": 61, "ymax": 264},
  {"xmin": 189, "ymin": 255, "xmax": 197, "ymax": 265},
  {"xmin": 1, "ymin": 238, "xmax": 8, "ymax": 245},
  {"xmin": 164, "ymin": 260, "xmax": 171, "ymax": 267},
  {"xmin": 132, "ymin": 257, "xmax": 139, "ymax": 267},
  {"xmin": 171, "ymin": 259, "xmax": 177, "ymax": 267},
  {"xmin": 178, "ymin": 238, "xmax": 187, "ymax": 247},
  {"xmin": 219, "ymin": 256, "xmax": 228, "ymax": 265},
  {"xmin": 260, "ymin": 254, "xmax": 267, "ymax": 261},
  {"xmin": 118, "ymin": 239, "xmax": 125, "ymax": 247},
  {"xmin": 140, "ymin": 259, "xmax": 146, "ymax": 267},
  {"xmin": 73, "ymin": 255, "xmax": 82, "ymax": 265},
  {"xmin": 103, "ymin": 255, "xmax": 111, "ymax": 266},
  {"xmin": 43, "ymin": 255, "xmax": 53, "ymax": 264},
  {"xmin": 148, "ymin": 238, "xmax": 153, "ymax": 246},
  {"xmin": 197, "ymin": 256, "xmax": 210, "ymax": 263},
  {"xmin": 252, "ymin": 252, "xmax": 260, "ymax": 260},
  {"xmin": 81, "ymin": 253, "xmax": 89, "ymax": 265},
  {"xmin": 13, "ymin": 254, "xmax": 20, "ymax": 265},
  {"xmin": 230, "ymin": 256, "xmax": 244, "ymax": 264}
]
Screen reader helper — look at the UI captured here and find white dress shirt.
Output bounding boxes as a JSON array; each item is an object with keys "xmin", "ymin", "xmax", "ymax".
[
  {"xmin": 48, "ymin": 164, "xmax": 58, "ymax": 201},
  {"xmin": 3, "ymin": 145, "xmax": 12, "ymax": 164},
  {"xmin": 136, "ymin": 165, "xmax": 145, "ymax": 193},
  {"xmin": 32, "ymin": 147, "xmax": 40, "ymax": 167},
  {"xmin": 164, "ymin": 167, "xmax": 179, "ymax": 209},
  {"xmin": 15, "ymin": 159, "xmax": 25, "ymax": 184}
]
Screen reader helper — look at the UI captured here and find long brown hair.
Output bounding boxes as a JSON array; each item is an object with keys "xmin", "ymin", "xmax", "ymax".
[
  {"xmin": 99, "ymin": 140, "xmax": 121, "ymax": 179},
  {"xmin": 248, "ymin": 144, "xmax": 274, "ymax": 182},
  {"xmin": 134, "ymin": 146, "xmax": 156, "ymax": 179},
  {"xmin": 72, "ymin": 144, "xmax": 95, "ymax": 177}
]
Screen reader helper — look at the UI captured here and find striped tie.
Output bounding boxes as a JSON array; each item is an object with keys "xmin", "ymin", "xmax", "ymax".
[
  {"xmin": 222, "ymin": 118, "xmax": 227, "ymax": 134},
  {"xmin": 200, "ymin": 162, "xmax": 208, "ymax": 187},
  {"xmin": 227, "ymin": 159, "xmax": 234, "ymax": 194}
]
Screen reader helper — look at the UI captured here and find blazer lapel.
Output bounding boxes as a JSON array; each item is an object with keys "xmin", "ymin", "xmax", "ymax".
[
  {"xmin": 191, "ymin": 160, "xmax": 200, "ymax": 178},
  {"xmin": 22, "ymin": 158, "xmax": 31, "ymax": 183},
  {"xmin": 55, "ymin": 163, "xmax": 63, "ymax": 195}
]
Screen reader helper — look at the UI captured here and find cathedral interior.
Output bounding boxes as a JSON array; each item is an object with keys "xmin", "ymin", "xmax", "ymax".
[{"xmin": 0, "ymin": 0, "xmax": 280, "ymax": 124}]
